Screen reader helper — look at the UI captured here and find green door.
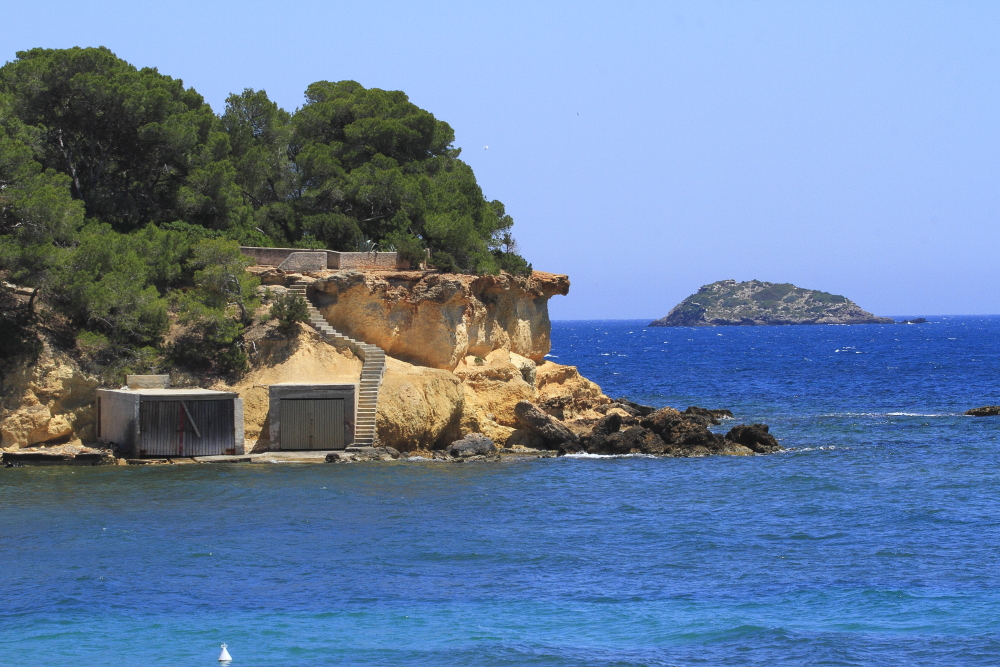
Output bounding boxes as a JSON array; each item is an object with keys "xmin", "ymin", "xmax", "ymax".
[{"xmin": 280, "ymin": 398, "xmax": 344, "ymax": 449}]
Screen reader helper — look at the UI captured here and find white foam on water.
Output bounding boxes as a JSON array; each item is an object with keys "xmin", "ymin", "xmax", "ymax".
[
  {"xmin": 784, "ymin": 445, "xmax": 846, "ymax": 452},
  {"xmin": 563, "ymin": 452, "xmax": 658, "ymax": 459},
  {"xmin": 816, "ymin": 412, "xmax": 956, "ymax": 418}
]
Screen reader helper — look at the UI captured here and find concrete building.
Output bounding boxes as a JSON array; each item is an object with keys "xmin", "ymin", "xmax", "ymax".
[
  {"xmin": 96, "ymin": 387, "xmax": 244, "ymax": 457},
  {"xmin": 268, "ymin": 383, "xmax": 357, "ymax": 450}
]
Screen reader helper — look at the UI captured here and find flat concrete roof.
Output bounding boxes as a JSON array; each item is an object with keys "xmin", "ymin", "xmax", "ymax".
[{"xmin": 98, "ymin": 388, "xmax": 240, "ymax": 399}]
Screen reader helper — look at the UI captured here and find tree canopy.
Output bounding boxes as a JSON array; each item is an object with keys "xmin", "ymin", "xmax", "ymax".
[{"xmin": 0, "ymin": 47, "xmax": 530, "ymax": 378}]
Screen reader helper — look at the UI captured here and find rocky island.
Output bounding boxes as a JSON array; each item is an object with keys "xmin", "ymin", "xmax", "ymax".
[{"xmin": 650, "ymin": 279, "xmax": 893, "ymax": 327}]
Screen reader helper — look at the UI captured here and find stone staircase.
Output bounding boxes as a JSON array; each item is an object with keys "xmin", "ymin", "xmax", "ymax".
[{"xmin": 287, "ymin": 280, "xmax": 386, "ymax": 446}]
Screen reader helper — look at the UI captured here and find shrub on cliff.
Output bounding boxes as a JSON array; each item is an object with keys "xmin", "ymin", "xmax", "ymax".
[
  {"xmin": 270, "ymin": 292, "xmax": 309, "ymax": 334},
  {"xmin": 428, "ymin": 251, "xmax": 458, "ymax": 273},
  {"xmin": 167, "ymin": 239, "xmax": 259, "ymax": 375}
]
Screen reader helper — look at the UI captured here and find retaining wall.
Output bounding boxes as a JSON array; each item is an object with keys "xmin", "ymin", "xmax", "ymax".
[{"xmin": 240, "ymin": 247, "xmax": 403, "ymax": 270}]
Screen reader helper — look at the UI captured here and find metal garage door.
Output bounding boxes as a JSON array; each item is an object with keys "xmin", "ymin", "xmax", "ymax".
[
  {"xmin": 139, "ymin": 400, "xmax": 234, "ymax": 456},
  {"xmin": 279, "ymin": 399, "xmax": 344, "ymax": 450}
]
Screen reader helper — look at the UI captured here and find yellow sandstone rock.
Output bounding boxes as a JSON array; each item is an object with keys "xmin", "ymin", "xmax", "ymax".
[
  {"xmin": 375, "ymin": 356, "xmax": 465, "ymax": 450},
  {"xmin": 0, "ymin": 341, "xmax": 98, "ymax": 449},
  {"xmin": 311, "ymin": 270, "xmax": 569, "ymax": 370}
]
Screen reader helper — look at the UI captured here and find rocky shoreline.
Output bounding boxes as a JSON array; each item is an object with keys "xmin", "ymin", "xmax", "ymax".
[{"xmin": 4, "ymin": 398, "xmax": 783, "ymax": 466}]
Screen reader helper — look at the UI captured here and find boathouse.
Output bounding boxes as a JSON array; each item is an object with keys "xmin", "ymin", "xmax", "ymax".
[
  {"xmin": 268, "ymin": 383, "xmax": 357, "ymax": 450},
  {"xmin": 96, "ymin": 385, "xmax": 244, "ymax": 457}
]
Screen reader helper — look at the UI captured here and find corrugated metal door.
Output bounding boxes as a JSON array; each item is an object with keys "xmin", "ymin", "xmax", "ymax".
[
  {"xmin": 280, "ymin": 399, "xmax": 344, "ymax": 450},
  {"xmin": 313, "ymin": 399, "xmax": 343, "ymax": 449},
  {"xmin": 139, "ymin": 400, "xmax": 234, "ymax": 456}
]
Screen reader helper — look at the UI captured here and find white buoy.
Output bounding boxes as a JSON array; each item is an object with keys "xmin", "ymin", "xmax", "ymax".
[{"xmin": 218, "ymin": 643, "xmax": 232, "ymax": 662}]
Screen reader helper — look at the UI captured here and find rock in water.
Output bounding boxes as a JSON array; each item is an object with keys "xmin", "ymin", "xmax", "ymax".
[
  {"xmin": 724, "ymin": 423, "xmax": 782, "ymax": 453},
  {"xmin": 447, "ymin": 434, "xmax": 497, "ymax": 458},
  {"xmin": 965, "ymin": 406, "xmax": 1000, "ymax": 417},
  {"xmin": 683, "ymin": 406, "xmax": 734, "ymax": 425},
  {"xmin": 649, "ymin": 279, "xmax": 892, "ymax": 326}
]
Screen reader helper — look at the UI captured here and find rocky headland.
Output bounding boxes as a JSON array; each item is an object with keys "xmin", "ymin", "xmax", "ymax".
[
  {"xmin": 650, "ymin": 279, "xmax": 892, "ymax": 327},
  {"xmin": 1, "ymin": 267, "xmax": 784, "ymax": 462}
]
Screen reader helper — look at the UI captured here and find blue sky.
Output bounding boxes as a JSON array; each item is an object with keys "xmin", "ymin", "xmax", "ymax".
[{"xmin": 3, "ymin": 1, "xmax": 998, "ymax": 319}]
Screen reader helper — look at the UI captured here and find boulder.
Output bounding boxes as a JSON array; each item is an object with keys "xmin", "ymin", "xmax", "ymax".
[
  {"xmin": 374, "ymin": 357, "xmax": 466, "ymax": 451},
  {"xmin": 965, "ymin": 406, "xmax": 1000, "ymax": 417},
  {"xmin": 447, "ymin": 433, "xmax": 496, "ymax": 458},
  {"xmin": 514, "ymin": 401, "xmax": 579, "ymax": 447},
  {"xmin": 534, "ymin": 362, "xmax": 610, "ymax": 419},
  {"xmin": 598, "ymin": 426, "xmax": 668, "ymax": 455},
  {"xmin": 724, "ymin": 423, "xmax": 782, "ymax": 453}
]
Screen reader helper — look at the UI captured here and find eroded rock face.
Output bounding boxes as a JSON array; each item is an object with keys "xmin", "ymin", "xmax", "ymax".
[
  {"xmin": 375, "ymin": 357, "xmax": 465, "ymax": 451},
  {"xmin": 311, "ymin": 270, "xmax": 570, "ymax": 370},
  {"xmin": 0, "ymin": 342, "xmax": 98, "ymax": 449}
]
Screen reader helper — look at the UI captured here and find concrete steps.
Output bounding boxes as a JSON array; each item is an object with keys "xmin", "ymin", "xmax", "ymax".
[{"xmin": 289, "ymin": 279, "xmax": 386, "ymax": 446}]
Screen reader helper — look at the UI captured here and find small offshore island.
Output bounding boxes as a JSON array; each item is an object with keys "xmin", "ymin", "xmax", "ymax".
[{"xmin": 650, "ymin": 279, "xmax": 893, "ymax": 327}]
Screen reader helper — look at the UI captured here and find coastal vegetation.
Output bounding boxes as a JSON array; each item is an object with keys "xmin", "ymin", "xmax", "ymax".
[{"xmin": 0, "ymin": 46, "xmax": 530, "ymax": 378}]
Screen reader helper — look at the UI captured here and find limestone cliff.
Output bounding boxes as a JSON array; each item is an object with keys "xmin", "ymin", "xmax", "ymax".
[
  {"xmin": 307, "ymin": 269, "xmax": 569, "ymax": 370},
  {"xmin": 0, "ymin": 341, "xmax": 98, "ymax": 449},
  {"xmin": 0, "ymin": 267, "xmax": 611, "ymax": 456},
  {"xmin": 651, "ymin": 279, "xmax": 892, "ymax": 327}
]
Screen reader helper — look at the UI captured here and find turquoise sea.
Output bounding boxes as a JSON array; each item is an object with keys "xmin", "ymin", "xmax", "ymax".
[{"xmin": 2, "ymin": 317, "xmax": 1000, "ymax": 666}]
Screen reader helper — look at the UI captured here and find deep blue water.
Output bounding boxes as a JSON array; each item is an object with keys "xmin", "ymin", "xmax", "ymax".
[{"xmin": 2, "ymin": 317, "xmax": 1000, "ymax": 666}]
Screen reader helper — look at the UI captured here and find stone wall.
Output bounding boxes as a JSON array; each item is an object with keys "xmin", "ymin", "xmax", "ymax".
[
  {"xmin": 331, "ymin": 252, "xmax": 401, "ymax": 270},
  {"xmin": 240, "ymin": 247, "xmax": 403, "ymax": 270}
]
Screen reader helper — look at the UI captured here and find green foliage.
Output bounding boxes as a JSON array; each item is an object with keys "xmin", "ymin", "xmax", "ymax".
[
  {"xmin": 269, "ymin": 291, "xmax": 309, "ymax": 333},
  {"xmin": 384, "ymin": 231, "xmax": 426, "ymax": 268},
  {"xmin": 428, "ymin": 250, "xmax": 457, "ymax": 273},
  {"xmin": 0, "ymin": 47, "xmax": 257, "ymax": 237},
  {"xmin": 167, "ymin": 239, "xmax": 259, "ymax": 375},
  {"xmin": 168, "ymin": 307, "xmax": 249, "ymax": 375},
  {"xmin": 0, "ymin": 284, "xmax": 40, "ymax": 360},
  {"xmin": 494, "ymin": 250, "xmax": 533, "ymax": 277},
  {"xmin": 184, "ymin": 239, "xmax": 259, "ymax": 323},
  {"xmin": 809, "ymin": 291, "xmax": 847, "ymax": 304},
  {"xmin": 752, "ymin": 283, "xmax": 795, "ymax": 303},
  {"xmin": 0, "ymin": 47, "xmax": 532, "ymax": 379},
  {"xmin": 218, "ymin": 81, "xmax": 529, "ymax": 272}
]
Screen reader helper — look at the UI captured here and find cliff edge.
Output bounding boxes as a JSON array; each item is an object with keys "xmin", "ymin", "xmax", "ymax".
[{"xmin": 650, "ymin": 280, "xmax": 892, "ymax": 327}]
